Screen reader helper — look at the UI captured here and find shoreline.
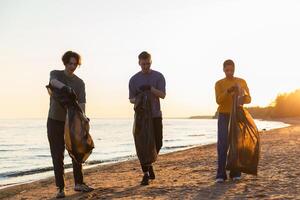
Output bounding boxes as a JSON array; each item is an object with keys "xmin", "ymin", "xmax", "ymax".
[
  {"xmin": 1, "ymin": 118, "xmax": 299, "ymax": 199},
  {"xmin": 0, "ymin": 143, "xmax": 217, "ymax": 200},
  {"xmin": 0, "ymin": 142, "xmax": 212, "ymax": 190},
  {"xmin": 0, "ymin": 119, "xmax": 288, "ymax": 191}
]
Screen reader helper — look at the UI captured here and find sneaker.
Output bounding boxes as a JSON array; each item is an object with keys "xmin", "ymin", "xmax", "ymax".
[
  {"xmin": 232, "ymin": 176, "xmax": 241, "ymax": 181},
  {"xmin": 149, "ymin": 166, "xmax": 155, "ymax": 180},
  {"xmin": 215, "ymin": 178, "xmax": 225, "ymax": 183},
  {"xmin": 141, "ymin": 173, "xmax": 150, "ymax": 186},
  {"xmin": 56, "ymin": 188, "xmax": 65, "ymax": 199},
  {"xmin": 74, "ymin": 183, "xmax": 94, "ymax": 192}
]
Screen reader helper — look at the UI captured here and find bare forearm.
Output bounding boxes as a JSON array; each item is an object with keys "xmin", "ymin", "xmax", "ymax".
[
  {"xmin": 151, "ymin": 87, "xmax": 166, "ymax": 99},
  {"xmin": 243, "ymin": 95, "xmax": 251, "ymax": 104},
  {"xmin": 50, "ymin": 79, "xmax": 65, "ymax": 89},
  {"xmin": 129, "ymin": 87, "xmax": 165, "ymax": 104},
  {"xmin": 240, "ymin": 87, "xmax": 251, "ymax": 104}
]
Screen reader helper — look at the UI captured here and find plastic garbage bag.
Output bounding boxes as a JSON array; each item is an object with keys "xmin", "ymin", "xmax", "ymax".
[
  {"xmin": 133, "ymin": 91, "xmax": 157, "ymax": 166},
  {"xmin": 46, "ymin": 85, "xmax": 94, "ymax": 163},
  {"xmin": 226, "ymin": 92, "xmax": 260, "ymax": 175}
]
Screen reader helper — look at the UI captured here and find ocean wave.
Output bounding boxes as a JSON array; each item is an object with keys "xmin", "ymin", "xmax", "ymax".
[
  {"xmin": 0, "ymin": 166, "xmax": 56, "ymax": 178},
  {"xmin": 0, "ymin": 154, "xmax": 137, "ymax": 178},
  {"xmin": 163, "ymin": 145, "xmax": 194, "ymax": 150},
  {"xmin": 188, "ymin": 134, "xmax": 206, "ymax": 137}
]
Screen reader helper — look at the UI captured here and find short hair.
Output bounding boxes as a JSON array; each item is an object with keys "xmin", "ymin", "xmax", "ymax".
[
  {"xmin": 62, "ymin": 51, "xmax": 81, "ymax": 66},
  {"xmin": 138, "ymin": 51, "xmax": 151, "ymax": 60},
  {"xmin": 223, "ymin": 59, "xmax": 235, "ymax": 69}
]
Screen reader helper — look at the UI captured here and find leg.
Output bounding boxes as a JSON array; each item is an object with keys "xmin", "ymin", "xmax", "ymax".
[
  {"xmin": 141, "ymin": 165, "xmax": 150, "ymax": 173},
  {"xmin": 216, "ymin": 113, "xmax": 230, "ymax": 180},
  {"xmin": 149, "ymin": 165, "xmax": 155, "ymax": 180},
  {"xmin": 73, "ymin": 159, "xmax": 94, "ymax": 192},
  {"xmin": 140, "ymin": 164, "xmax": 150, "ymax": 185},
  {"xmin": 72, "ymin": 159, "xmax": 83, "ymax": 185},
  {"xmin": 149, "ymin": 117, "xmax": 162, "ymax": 180},
  {"xmin": 47, "ymin": 118, "xmax": 66, "ymax": 189}
]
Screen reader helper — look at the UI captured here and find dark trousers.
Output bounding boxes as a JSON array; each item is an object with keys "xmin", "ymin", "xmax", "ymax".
[
  {"xmin": 47, "ymin": 118, "xmax": 83, "ymax": 189},
  {"xmin": 216, "ymin": 113, "xmax": 241, "ymax": 179},
  {"xmin": 141, "ymin": 117, "xmax": 163, "ymax": 173}
]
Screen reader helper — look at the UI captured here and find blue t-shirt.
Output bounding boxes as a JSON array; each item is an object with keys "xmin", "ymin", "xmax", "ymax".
[{"xmin": 129, "ymin": 70, "xmax": 166, "ymax": 118}]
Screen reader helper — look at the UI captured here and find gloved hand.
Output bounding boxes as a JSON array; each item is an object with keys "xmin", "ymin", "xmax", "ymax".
[
  {"xmin": 61, "ymin": 86, "xmax": 77, "ymax": 99},
  {"xmin": 227, "ymin": 86, "xmax": 235, "ymax": 94},
  {"xmin": 61, "ymin": 86, "xmax": 74, "ymax": 94},
  {"xmin": 227, "ymin": 85, "xmax": 240, "ymax": 94},
  {"xmin": 139, "ymin": 85, "xmax": 151, "ymax": 92}
]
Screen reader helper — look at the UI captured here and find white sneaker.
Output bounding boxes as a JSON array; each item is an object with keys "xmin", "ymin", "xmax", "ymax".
[
  {"xmin": 232, "ymin": 176, "xmax": 241, "ymax": 181},
  {"xmin": 74, "ymin": 183, "xmax": 94, "ymax": 192},
  {"xmin": 215, "ymin": 178, "xmax": 225, "ymax": 183}
]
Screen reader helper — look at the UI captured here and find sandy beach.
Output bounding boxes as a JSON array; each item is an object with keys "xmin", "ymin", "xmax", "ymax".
[{"xmin": 1, "ymin": 119, "xmax": 300, "ymax": 200}]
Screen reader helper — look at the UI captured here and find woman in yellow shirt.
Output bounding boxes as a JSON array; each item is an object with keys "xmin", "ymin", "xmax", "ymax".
[{"xmin": 214, "ymin": 59, "xmax": 251, "ymax": 183}]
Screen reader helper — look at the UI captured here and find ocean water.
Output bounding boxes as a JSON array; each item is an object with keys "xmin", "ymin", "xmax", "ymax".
[{"xmin": 0, "ymin": 118, "xmax": 289, "ymax": 188}]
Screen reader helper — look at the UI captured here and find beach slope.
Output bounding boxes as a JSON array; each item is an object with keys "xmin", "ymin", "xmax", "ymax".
[{"xmin": 1, "ymin": 123, "xmax": 300, "ymax": 199}]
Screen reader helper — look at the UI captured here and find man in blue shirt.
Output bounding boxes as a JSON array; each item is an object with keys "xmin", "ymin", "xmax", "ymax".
[{"xmin": 129, "ymin": 51, "xmax": 166, "ymax": 185}]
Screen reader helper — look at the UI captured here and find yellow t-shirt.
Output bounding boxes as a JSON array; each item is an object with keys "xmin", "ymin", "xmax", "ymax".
[{"xmin": 215, "ymin": 77, "xmax": 251, "ymax": 114}]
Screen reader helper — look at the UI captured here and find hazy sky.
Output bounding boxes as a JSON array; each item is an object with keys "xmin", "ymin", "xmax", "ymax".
[{"xmin": 1, "ymin": 0, "xmax": 299, "ymax": 118}]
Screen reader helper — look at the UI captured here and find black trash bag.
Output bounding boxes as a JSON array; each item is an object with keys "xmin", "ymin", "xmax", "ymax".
[
  {"xmin": 46, "ymin": 85, "xmax": 94, "ymax": 164},
  {"xmin": 226, "ymin": 92, "xmax": 260, "ymax": 175},
  {"xmin": 133, "ymin": 91, "xmax": 157, "ymax": 166}
]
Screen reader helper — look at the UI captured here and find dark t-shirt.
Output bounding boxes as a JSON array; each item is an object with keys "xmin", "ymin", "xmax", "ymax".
[
  {"xmin": 48, "ymin": 70, "xmax": 86, "ymax": 122},
  {"xmin": 129, "ymin": 70, "xmax": 166, "ymax": 118}
]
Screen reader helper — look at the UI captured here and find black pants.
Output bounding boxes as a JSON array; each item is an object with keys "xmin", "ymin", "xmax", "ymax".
[
  {"xmin": 47, "ymin": 118, "xmax": 83, "ymax": 189},
  {"xmin": 141, "ymin": 117, "xmax": 163, "ymax": 172}
]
